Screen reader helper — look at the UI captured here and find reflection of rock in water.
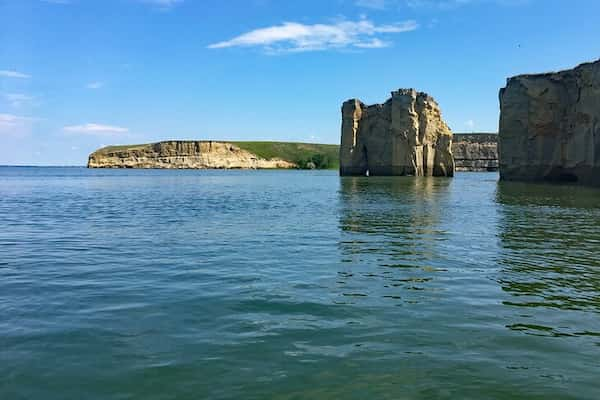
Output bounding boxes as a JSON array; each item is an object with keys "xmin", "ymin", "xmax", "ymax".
[
  {"xmin": 337, "ymin": 176, "xmax": 452, "ymax": 303},
  {"xmin": 495, "ymin": 182, "xmax": 600, "ymax": 337}
]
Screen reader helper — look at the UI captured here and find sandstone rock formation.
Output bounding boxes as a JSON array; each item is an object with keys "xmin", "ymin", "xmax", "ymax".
[
  {"xmin": 340, "ymin": 89, "xmax": 454, "ymax": 176},
  {"xmin": 499, "ymin": 59, "xmax": 600, "ymax": 185},
  {"xmin": 88, "ymin": 141, "xmax": 295, "ymax": 169},
  {"xmin": 453, "ymin": 134, "xmax": 498, "ymax": 171}
]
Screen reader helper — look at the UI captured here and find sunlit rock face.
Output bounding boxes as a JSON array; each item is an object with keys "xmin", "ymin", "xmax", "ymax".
[
  {"xmin": 87, "ymin": 141, "xmax": 295, "ymax": 169},
  {"xmin": 339, "ymin": 89, "xmax": 454, "ymax": 177},
  {"xmin": 499, "ymin": 59, "xmax": 600, "ymax": 186}
]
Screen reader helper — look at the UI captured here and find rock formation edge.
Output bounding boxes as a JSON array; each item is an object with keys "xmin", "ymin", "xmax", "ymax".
[{"xmin": 499, "ymin": 59, "xmax": 600, "ymax": 186}]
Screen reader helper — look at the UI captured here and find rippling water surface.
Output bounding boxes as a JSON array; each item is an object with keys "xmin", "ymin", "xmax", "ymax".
[{"xmin": 1, "ymin": 167, "xmax": 599, "ymax": 399}]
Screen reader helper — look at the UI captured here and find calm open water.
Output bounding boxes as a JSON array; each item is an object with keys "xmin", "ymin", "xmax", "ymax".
[{"xmin": 1, "ymin": 167, "xmax": 599, "ymax": 399}]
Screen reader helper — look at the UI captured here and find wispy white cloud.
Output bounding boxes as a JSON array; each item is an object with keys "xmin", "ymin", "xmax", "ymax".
[
  {"xmin": 3, "ymin": 93, "xmax": 34, "ymax": 107},
  {"xmin": 208, "ymin": 19, "xmax": 418, "ymax": 53},
  {"xmin": 0, "ymin": 114, "xmax": 32, "ymax": 127},
  {"xmin": 465, "ymin": 119, "xmax": 475, "ymax": 130},
  {"xmin": 355, "ymin": 0, "xmax": 387, "ymax": 9},
  {"xmin": 353, "ymin": 38, "xmax": 389, "ymax": 48},
  {"xmin": 0, "ymin": 70, "xmax": 31, "ymax": 79},
  {"xmin": 86, "ymin": 81, "xmax": 104, "ymax": 89},
  {"xmin": 0, "ymin": 113, "xmax": 35, "ymax": 137},
  {"xmin": 63, "ymin": 123, "xmax": 129, "ymax": 136}
]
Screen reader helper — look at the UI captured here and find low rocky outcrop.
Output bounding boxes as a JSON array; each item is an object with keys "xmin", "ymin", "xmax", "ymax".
[
  {"xmin": 499, "ymin": 59, "xmax": 600, "ymax": 185},
  {"xmin": 453, "ymin": 134, "xmax": 498, "ymax": 171},
  {"xmin": 340, "ymin": 89, "xmax": 454, "ymax": 176},
  {"xmin": 87, "ymin": 141, "xmax": 295, "ymax": 169}
]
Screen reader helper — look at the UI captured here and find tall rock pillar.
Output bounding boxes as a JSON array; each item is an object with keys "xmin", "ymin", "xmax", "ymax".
[{"xmin": 339, "ymin": 89, "xmax": 454, "ymax": 177}]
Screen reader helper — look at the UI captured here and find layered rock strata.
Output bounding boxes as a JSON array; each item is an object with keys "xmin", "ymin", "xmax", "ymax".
[
  {"xmin": 340, "ymin": 89, "xmax": 454, "ymax": 176},
  {"xmin": 87, "ymin": 141, "xmax": 295, "ymax": 169},
  {"xmin": 499, "ymin": 59, "xmax": 600, "ymax": 185},
  {"xmin": 453, "ymin": 134, "xmax": 498, "ymax": 171}
]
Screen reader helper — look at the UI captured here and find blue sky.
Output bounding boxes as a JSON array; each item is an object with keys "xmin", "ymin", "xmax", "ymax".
[{"xmin": 1, "ymin": 0, "xmax": 599, "ymax": 165}]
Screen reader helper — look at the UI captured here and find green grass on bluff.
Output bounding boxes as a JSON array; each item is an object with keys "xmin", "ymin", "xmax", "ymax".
[
  {"xmin": 232, "ymin": 141, "xmax": 339, "ymax": 170},
  {"xmin": 94, "ymin": 141, "xmax": 340, "ymax": 170},
  {"xmin": 96, "ymin": 144, "xmax": 149, "ymax": 153}
]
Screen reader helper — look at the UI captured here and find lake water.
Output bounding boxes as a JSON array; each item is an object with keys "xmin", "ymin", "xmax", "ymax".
[{"xmin": 1, "ymin": 167, "xmax": 599, "ymax": 399}]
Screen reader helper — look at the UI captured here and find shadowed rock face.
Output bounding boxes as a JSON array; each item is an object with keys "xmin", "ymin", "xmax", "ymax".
[
  {"xmin": 499, "ymin": 59, "xmax": 600, "ymax": 186},
  {"xmin": 87, "ymin": 141, "xmax": 295, "ymax": 169},
  {"xmin": 339, "ymin": 89, "xmax": 454, "ymax": 177}
]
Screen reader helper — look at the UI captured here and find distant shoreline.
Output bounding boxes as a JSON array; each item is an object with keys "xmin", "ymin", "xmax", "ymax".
[{"xmin": 1, "ymin": 133, "xmax": 499, "ymax": 169}]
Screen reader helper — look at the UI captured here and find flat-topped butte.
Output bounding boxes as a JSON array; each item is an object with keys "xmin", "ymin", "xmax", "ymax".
[{"xmin": 88, "ymin": 140, "xmax": 339, "ymax": 170}]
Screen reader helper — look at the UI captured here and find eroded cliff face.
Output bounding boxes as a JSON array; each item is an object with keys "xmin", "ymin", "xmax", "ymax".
[
  {"xmin": 499, "ymin": 59, "xmax": 600, "ymax": 185},
  {"xmin": 453, "ymin": 134, "xmax": 498, "ymax": 171},
  {"xmin": 88, "ymin": 141, "xmax": 295, "ymax": 169},
  {"xmin": 340, "ymin": 89, "xmax": 454, "ymax": 176}
]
